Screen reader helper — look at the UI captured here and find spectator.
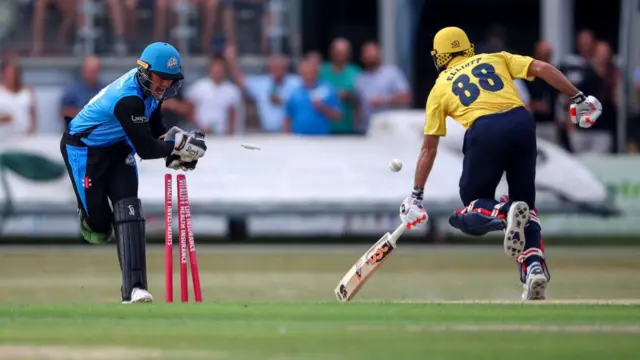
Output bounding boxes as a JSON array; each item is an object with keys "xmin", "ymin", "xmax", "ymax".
[
  {"xmin": 186, "ymin": 55, "xmax": 241, "ymax": 135},
  {"xmin": 305, "ymin": 51, "xmax": 324, "ymax": 65},
  {"xmin": 355, "ymin": 41, "xmax": 412, "ymax": 134},
  {"xmin": 77, "ymin": 0, "xmax": 127, "ymax": 55},
  {"xmin": 161, "ymin": 87, "xmax": 194, "ymax": 129},
  {"xmin": 556, "ymin": 29, "xmax": 604, "ymax": 153},
  {"xmin": 320, "ymin": 38, "xmax": 361, "ymax": 135},
  {"xmin": 226, "ymin": 45, "xmax": 300, "ymax": 132},
  {"xmin": 153, "ymin": 0, "xmax": 232, "ymax": 54},
  {"xmin": 527, "ymin": 40, "xmax": 559, "ymax": 143},
  {"xmin": 225, "ymin": 0, "xmax": 268, "ymax": 54},
  {"xmin": 59, "ymin": 56, "xmax": 103, "ymax": 120},
  {"xmin": 476, "ymin": 24, "xmax": 508, "ymax": 54},
  {"xmin": 284, "ymin": 59, "xmax": 342, "ymax": 136},
  {"xmin": 631, "ymin": 60, "xmax": 640, "ymax": 152},
  {"xmin": 592, "ymin": 41, "xmax": 620, "ymax": 153},
  {"xmin": 0, "ymin": 59, "xmax": 37, "ymax": 135},
  {"xmin": 31, "ymin": 0, "xmax": 77, "ymax": 56}
]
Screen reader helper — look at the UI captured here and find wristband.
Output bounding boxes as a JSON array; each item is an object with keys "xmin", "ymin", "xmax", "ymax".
[
  {"xmin": 412, "ymin": 187, "xmax": 424, "ymax": 200},
  {"xmin": 570, "ymin": 91, "xmax": 586, "ymax": 104}
]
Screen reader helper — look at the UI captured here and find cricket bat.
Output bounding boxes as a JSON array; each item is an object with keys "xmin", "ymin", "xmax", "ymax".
[{"xmin": 334, "ymin": 223, "xmax": 406, "ymax": 302}]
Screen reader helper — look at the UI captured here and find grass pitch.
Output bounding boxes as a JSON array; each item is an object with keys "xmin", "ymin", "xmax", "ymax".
[
  {"xmin": 1, "ymin": 302, "xmax": 639, "ymax": 359},
  {"xmin": 0, "ymin": 245, "xmax": 639, "ymax": 359}
]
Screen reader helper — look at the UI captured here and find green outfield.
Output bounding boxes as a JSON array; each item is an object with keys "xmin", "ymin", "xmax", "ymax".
[{"xmin": 0, "ymin": 245, "xmax": 639, "ymax": 359}]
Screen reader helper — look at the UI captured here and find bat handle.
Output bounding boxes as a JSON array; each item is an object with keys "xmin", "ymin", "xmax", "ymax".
[{"xmin": 390, "ymin": 223, "xmax": 406, "ymax": 241}]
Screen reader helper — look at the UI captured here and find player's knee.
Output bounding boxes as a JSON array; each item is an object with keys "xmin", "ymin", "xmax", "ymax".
[{"xmin": 79, "ymin": 213, "xmax": 113, "ymax": 245}]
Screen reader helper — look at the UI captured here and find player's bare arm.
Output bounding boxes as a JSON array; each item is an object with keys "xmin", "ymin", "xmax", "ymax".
[
  {"xmin": 527, "ymin": 59, "xmax": 603, "ymax": 128},
  {"xmin": 527, "ymin": 60, "xmax": 580, "ymax": 98},
  {"xmin": 413, "ymin": 135, "xmax": 439, "ymax": 191}
]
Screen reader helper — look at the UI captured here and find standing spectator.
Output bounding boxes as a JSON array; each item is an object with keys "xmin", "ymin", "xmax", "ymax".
[
  {"xmin": 0, "ymin": 60, "xmax": 37, "ymax": 135},
  {"xmin": 225, "ymin": 0, "xmax": 268, "ymax": 54},
  {"xmin": 320, "ymin": 38, "xmax": 361, "ymax": 135},
  {"xmin": 527, "ymin": 40, "xmax": 559, "ymax": 143},
  {"xmin": 476, "ymin": 24, "xmax": 508, "ymax": 54},
  {"xmin": 153, "ymin": 0, "xmax": 233, "ymax": 54},
  {"xmin": 556, "ymin": 29, "xmax": 604, "ymax": 153},
  {"xmin": 76, "ymin": 0, "xmax": 128, "ymax": 55},
  {"xmin": 186, "ymin": 56, "xmax": 241, "ymax": 135},
  {"xmin": 226, "ymin": 45, "xmax": 300, "ymax": 132},
  {"xmin": 31, "ymin": 0, "xmax": 77, "ymax": 56},
  {"xmin": 356, "ymin": 41, "xmax": 412, "ymax": 134},
  {"xmin": 284, "ymin": 59, "xmax": 342, "ymax": 136},
  {"xmin": 59, "ymin": 56, "xmax": 103, "ymax": 120},
  {"xmin": 592, "ymin": 41, "xmax": 620, "ymax": 153},
  {"xmin": 630, "ymin": 60, "xmax": 640, "ymax": 152}
]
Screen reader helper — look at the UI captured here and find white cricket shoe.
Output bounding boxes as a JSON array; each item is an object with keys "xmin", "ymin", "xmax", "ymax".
[
  {"xmin": 503, "ymin": 201, "xmax": 529, "ymax": 258},
  {"xmin": 122, "ymin": 288, "xmax": 153, "ymax": 304},
  {"xmin": 521, "ymin": 263, "xmax": 548, "ymax": 300}
]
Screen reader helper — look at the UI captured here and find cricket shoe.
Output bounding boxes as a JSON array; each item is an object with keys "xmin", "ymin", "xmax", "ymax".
[
  {"xmin": 503, "ymin": 201, "xmax": 529, "ymax": 258},
  {"xmin": 122, "ymin": 288, "xmax": 153, "ymax": 304},
  {"xmin": 521, "ymin": 262, "xmax": 548, "ymax": 300}
]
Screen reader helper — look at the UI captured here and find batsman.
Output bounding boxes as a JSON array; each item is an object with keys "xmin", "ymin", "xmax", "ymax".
[
  {"xmin": 400, "ymin": 27, "xmax": 603, "ymax": 300},
  {"xmin": 60, "ymin": 42, "xmax": 207, "ymax": 303}
]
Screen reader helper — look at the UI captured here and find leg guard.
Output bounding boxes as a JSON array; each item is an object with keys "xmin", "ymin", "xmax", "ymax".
[
  {"xmin": 113, "ymin": 198, "xmax": 148, "ymax": 302},
  {"xmin": 449, "ymin": 199, "xmax": 507, "ymax": 236}
]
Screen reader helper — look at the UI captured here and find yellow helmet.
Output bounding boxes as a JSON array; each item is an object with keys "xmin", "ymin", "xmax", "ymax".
[{"xmin": 431, "ymin": 27, "xmax": 475, "ymax": 72}]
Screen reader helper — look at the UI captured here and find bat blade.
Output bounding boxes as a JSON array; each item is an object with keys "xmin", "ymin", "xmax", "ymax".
[{"xmin": 334, "ymin": 231, "xmax": 399, "ymax": 302}]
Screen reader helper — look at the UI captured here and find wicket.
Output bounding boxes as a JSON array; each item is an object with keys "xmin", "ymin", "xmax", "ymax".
[{"xmin": 164, "ymin": 173, "xmax": 202, "ymax": 303}]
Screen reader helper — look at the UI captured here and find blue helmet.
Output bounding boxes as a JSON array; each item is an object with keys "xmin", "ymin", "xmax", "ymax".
[{"xmin": 137, "ymin": 42, "xmax": 183, "ymax": 81}]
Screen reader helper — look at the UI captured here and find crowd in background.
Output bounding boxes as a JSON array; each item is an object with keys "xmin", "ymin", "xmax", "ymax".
[
  {"xmin": 0, "ymin": 2, "xmax": 639, "ymax": 153},
  {"xmin": 0, "ymin": 0, "xmax": 266, "ymax": 56}
]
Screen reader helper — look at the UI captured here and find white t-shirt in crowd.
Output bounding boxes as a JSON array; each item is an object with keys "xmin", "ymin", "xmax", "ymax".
[
  {"xmin": 186, "ymin": 78, "xmax": 241, "ymax": 135},
  {"xmin": 0, "ymin": 86, "xmax": 33, "ymax": 136}
]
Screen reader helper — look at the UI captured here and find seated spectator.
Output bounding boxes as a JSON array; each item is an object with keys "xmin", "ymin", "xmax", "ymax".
[
  {"xmin": 0, "ymin": 59, "xmax": 37, "ymax": 135},
  {"xmin": 225, "ymin": 45, "xmax": 300, "ymax": 132},
  {"xmin": 305, "ymin": 50, "xmax": 323, "ymax": 65},
  {"xmin": 284, "ymin": 59, "xmax": 342, "ymax": 136},
  {"xmin": 355, "ymin": 41, "xmax": 412, "ymax": 134},
  {"xmin": 77, "ymin": 0, "xmax": 127, "ymax": 55},
  {"xmin": 527, "ymin": 40, "xmax": 559, "ymax": 143},
  {"xmin": 161, "ymin": 86, "xmax": 194, "ymax": 129},
  {"xmin": 320, "ymin": 38, "xmax": 362, "ymax": 135},
  {"xmin": 186, "ymin": 55, "xmax": 241, "ymax": 135},
  {"xmin": 31, "ymin": 0, "xmax": 77, "ymax": 56},
  {"xmin": 59, "ymin": 56, "xmax": 103, "ymax": 120},
  {"xmin": 153, "ymin": 0, "xmax": 232, "ymax": 54}
]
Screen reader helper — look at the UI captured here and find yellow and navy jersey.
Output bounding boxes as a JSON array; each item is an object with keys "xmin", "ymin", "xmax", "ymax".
[{"xmin": 424, "ymin": 51, "xmax": 535, "ymax": 136}]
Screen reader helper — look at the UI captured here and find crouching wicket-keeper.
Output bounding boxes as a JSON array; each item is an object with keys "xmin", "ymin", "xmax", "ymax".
[{"xmin": 60, "ymin": 42, "xmax": 207, "ymax": 303}]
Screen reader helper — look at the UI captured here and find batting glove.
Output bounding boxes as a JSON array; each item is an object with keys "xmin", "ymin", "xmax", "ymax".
[
  {"xmin": 569, "ymin": 92, "xmax": 602, "ymax": 128},
  {"xmin": 399, "ymin": 188, "xmax": 428, "ymax": 229}
]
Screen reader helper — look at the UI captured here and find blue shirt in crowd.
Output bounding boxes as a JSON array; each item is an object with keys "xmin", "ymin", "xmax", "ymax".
[
  {"xmin": 286, "ymin": 81, "xmax": 341, "ymax": 136},
  {"xmin": 245, "ymin": 74, "xmax": 301, "ymax": 132}
]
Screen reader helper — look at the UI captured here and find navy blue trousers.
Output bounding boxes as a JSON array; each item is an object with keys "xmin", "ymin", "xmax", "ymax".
[{"xmin": 459, "ymin": 106, "xmax": 537, "ymax": 209}]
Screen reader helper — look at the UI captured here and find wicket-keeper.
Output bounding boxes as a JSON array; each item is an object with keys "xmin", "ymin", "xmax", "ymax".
[{"xmin": 60, "ymin": 42, "xmax": 207, "ymax": 303}]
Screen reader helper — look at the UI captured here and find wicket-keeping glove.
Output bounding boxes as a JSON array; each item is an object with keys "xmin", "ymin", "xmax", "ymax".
[
  {"xmin": 399, "ymin": 188, "xmax": 428, "ymax": 229},
  {"xmin": 569, "ymin": 92, "xmax": 602, "ymax": 128},
  {"xmin": 162, "ymin": 128, "xmax": 207, "ymax": 165}
]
